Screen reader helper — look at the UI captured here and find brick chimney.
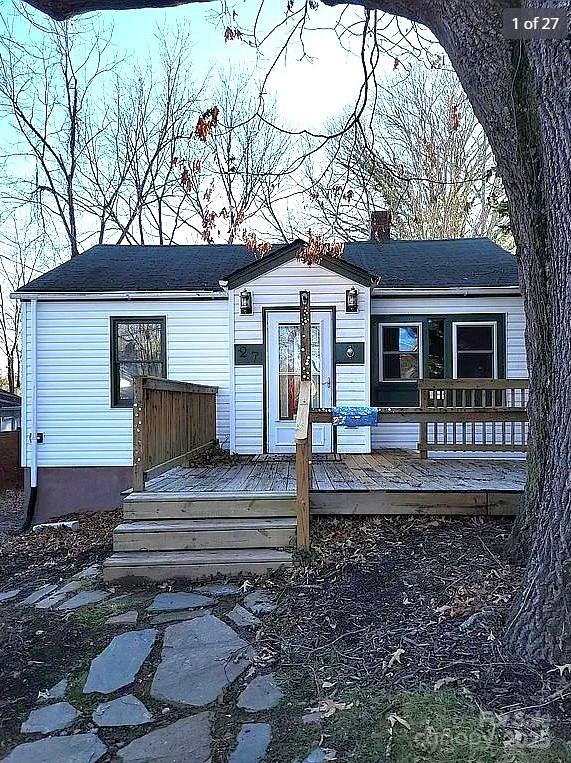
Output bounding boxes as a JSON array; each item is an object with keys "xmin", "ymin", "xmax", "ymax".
[{"xmin": 370, "ymin": 210, "xmax": 391, "ymax": 242}]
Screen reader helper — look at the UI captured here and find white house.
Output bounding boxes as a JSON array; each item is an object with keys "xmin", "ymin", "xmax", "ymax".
[{"xmin": 13, "ymin": 217, "xmax": 527, "ymax": 523}]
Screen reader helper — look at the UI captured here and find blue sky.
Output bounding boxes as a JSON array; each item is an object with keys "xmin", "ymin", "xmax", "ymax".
[{"xmin": 81, "ymin": 1, "xmax": 380, "ymax": 130}]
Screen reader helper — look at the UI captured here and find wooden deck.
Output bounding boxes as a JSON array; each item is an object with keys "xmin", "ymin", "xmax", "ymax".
[{"xmin": 144, "ymin": 449, "xmax": 526, "ymax": 516}]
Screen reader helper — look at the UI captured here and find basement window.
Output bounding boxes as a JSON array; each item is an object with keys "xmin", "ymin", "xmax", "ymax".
[{"xmin": 111, "ymin": 317, "xmax": 166, "ymax": 407}]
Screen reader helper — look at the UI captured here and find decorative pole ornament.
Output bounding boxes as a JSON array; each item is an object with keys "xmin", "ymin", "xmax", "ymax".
[
  {"xmin": 299, "ymin": 290, "xmax": 311, "ymax": 383},
  {"xmin": 346, "ymin": 286, "xmax": 358, "ymax": 313},
  {"xmin": 240, "ymin": 289, "xmax": 252, "ymax": 315}
]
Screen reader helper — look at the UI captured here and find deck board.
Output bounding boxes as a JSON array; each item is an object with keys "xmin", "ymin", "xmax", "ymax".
[{"xmin": 145, "ymin": 450, "xmax": 526, "ymax": 495}]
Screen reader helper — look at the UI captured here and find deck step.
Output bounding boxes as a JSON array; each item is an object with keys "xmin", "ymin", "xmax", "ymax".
[
  {"xmin": 103, "ymin": 548, "xmax": 293, "ymax": 583},
  {"xmin": 113, "ymin": 518, "xmax": 297, "ymax": 552},
  {"xmin": 123, "ymin": 491, "xmax": 296, "ymax": 520}
]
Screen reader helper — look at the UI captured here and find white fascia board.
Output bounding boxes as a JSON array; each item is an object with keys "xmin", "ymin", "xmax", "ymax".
[
  {"xmin": 11, "ymin": 290, "xmax": 228, "ymax": 301},
  {"xmin": 371, "ymin": 286, "xmax": 521, "ymax": 297}
]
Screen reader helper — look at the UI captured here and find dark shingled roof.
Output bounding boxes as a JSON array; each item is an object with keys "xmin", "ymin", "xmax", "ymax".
[
  {"xmin": 344, "ymin": 238, "xmax": 519, "ymax": 288},
  {"xmin": 16, "ymin": 237, "xmax": 518, "ymax": 294}
]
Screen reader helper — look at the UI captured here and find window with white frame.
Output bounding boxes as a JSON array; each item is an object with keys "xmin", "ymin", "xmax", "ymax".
[
  {"xmin": 380, "ymin": 323, "xmax": 422, "ymax": 381},
  {"xmin": 453, "ymin": 322, "xmax": 497, "ymax": 378}
]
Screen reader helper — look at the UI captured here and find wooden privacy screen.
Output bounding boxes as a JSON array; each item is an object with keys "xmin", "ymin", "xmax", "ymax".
[
  {"xmin": 132, "ymin": 377, "xmax": 218, "ymax": 491},
  {"xmin": 418, "ymin": 378, "xmax": 529, "ymax": 457}
]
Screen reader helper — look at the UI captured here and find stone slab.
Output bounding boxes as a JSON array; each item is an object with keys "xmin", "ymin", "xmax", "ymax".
[
  {"xmin": 237, "ymin": 674, "xmax": 282, "ymax": 712},
  {"xmin": 55, "ymin": 581, "xmax": 82, "ymax": 596},
  {"xmin": 92, "ymin": 694, "xmax": 152, "ymax": 727},
  {"xmin": 147, "ymin": 593, "xmax": 215, "ymax": 612},
  {"xmin": 196, "ymin": 583, "xmax": 242, "ymax": 596},
  {"xmin": 19, "ymin": 585, "xmax": 59, "ymax": 606},
  {"xmin": 0, "ymin": 590, "xmax": 21, "ymax": 603},
  {"xmin": 21, "ymin": 702, "xmax": 79, "ymax": 734},
  {"xmin": 243, "ymin": 591, "xmax": 276, "ymax": 615},
  {"xmin": 3, "ymin": 734, "xmax": 106, "ymax": 763},
  {"xmin": 229, "ymin": 723, "xmax": 271, "ymax": 763},
  {"xmin": 150, "ymin": 615, "xmax": 253, "ymax": 707},
  {"xmin": 38, "ymin": 678, "xmax": 68, "ymax": 702},
  {"xmin": 83, "ymin": 629, "xmax": 157, "ymax": 694},
  {"xmin": 226, "ymin": 605, "xmax": 261, "ymax": 629},
  {"xmin": 57, "ymin": 591, "xmax": 109, "ymax": 610},
  {"xmin": 72, "ymin": 564, "xmax": 101, "ymax": 580},
  {"xmin": 117, "ymin": 712, "xmax": 211, "ymax": 763},
  {"xmin": 150, "ymin": 610, "xmax": 210, "ymax": 626},
  {"xmin": 302, "ymin": 748, "xmax": 334, "ymax": 763},
  {"xmin": 34, "ymin": 592, "xmax": 68, "ymax": 610},
  {"xmin": 106, "ymin": 610, "xmax": 139, "ymax": 625}
]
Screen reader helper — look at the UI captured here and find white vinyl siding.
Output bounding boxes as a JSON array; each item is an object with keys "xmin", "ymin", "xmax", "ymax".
[
  {"xmin": 371, "ymin": 295, "xmax": 527, "ymax": 454},
  {"xmin": 231, "ymin": 259, "xmax": 370, "ymax": 454},
  {"xmin": 22, "ymin": 298, "xmax": 229, "ymax": 467}
]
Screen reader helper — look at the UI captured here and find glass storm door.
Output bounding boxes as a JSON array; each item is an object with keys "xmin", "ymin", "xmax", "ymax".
[{"xmin": 266, "ymin": 310, "xmax": 333, "ymax": 453}]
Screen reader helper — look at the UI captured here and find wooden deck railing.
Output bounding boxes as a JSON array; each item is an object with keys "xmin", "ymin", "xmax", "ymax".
[
  {"xmin": 132, "ymin": 377, "xmax": 218, "ymax": 492},
  {"xmin": 418, "ymin": 378, "xmax": 529, "ymax": 458},
  {"xmin": 311, "ymin": 378, "xmax": 529, "ymax": 459},
  {"xmin": 295, "ymin": 380, "xmax": 312, "ymax": 551}
]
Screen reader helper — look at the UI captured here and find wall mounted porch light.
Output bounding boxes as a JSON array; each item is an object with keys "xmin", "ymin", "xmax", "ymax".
[
  {"xmin": 346, "ymin": 286, "xmax": 358, "ymax": 313},
  {"xmin": 240, "ymin": 289, "xmax": 253, "ymax": 315}
]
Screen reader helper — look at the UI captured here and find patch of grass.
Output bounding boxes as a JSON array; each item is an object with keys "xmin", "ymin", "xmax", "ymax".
[
  {"xmin": 66, "ymin": 668, "xmax": 98, "ymax": 713},
  {"xmin": 323, "ymin": 687, "xmax": 571, "ymax": 763},
  {"xmin": 264, "ymin": 663, "xmax": 328, "ymax": 763}
]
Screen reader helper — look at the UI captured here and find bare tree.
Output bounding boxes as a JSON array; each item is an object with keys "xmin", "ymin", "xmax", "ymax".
[
  {"xmin": 0, "ymin": 10, "xmax": 120, "ymax": 257},
  {"xmin": 0, "ymin": 214, "xmax": 53, "ymax": 392},
  {"xmin": 176, "ymin": 73, "xmax": 295, "ymax": 244},
  {"xmin": 0, "ymin": 11, "xmax": 295, "ymax": 250},
  {"xmin": 308, "ymin": 64, "xmax": 506, "ymax": 242}
]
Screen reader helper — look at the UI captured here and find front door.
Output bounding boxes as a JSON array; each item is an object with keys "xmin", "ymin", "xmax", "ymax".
[{"xmin": 266, "ymin": 310, "xmax": 333, "ymax": 453}]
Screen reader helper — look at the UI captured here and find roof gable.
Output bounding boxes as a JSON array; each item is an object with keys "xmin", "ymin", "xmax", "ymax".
[{"xmin": 225, "ymin": 239, "xmax": 374, "ymax": 289}]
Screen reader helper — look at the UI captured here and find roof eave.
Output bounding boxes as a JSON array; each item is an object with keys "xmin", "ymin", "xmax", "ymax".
[
  {"xmin": 371, "ymin": 285, "xmax": 521, "ymax": 297},
  {"xmin": 11, "ymin": 289, "xmax": 228, "ymax": 301}
]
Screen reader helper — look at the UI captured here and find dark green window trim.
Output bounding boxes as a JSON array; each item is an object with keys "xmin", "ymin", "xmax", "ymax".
[
  {"xmin": 110, "ymin": 316, "xmax": 167, "ymax": 408},
  {"xmin": 370, "ymin": 313, "xmax": 506, "ymax": 407}
]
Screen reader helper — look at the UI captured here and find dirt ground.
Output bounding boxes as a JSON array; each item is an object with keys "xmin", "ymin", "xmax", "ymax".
[
  {"xmin": 1, "ymin": 491, "xmax": 570, "ymax": 760},
  {"xmin": 259, "ymin": 515, "xmax": 571, "ymax": 759},
  {"xmin": 0, "ymin": 489, "xmax": 25, "ymax": 535}
]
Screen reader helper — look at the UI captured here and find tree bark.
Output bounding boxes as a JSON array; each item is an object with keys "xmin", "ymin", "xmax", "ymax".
[
  {"xmin": 24, "ymin": 0, "xmax": 210, "ymax": 20},
  {"xmin": 22, "ymin": 0, "xmax": 571, "ymax": 662}
]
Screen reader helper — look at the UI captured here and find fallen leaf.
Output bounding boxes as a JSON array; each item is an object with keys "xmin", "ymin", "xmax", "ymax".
[
  {"xmin": 306, "ymin": 699, "xmax": 354, "ymax": 720},
  {"xmin": 388, "ymin": 713, "xmax": 411, "ymax": 734},
  {"xmin": 387, "ymin": 648, "xmax": 405, "ymax": 668},
  {"xmin": 548, "ymin": 664, "xmax": 571, "ymax": 677}
]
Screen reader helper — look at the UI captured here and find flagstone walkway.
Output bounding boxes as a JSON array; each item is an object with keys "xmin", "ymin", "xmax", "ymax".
[{"xmin": 0, "ymin": 567, "xmax": 324, "ymax": 763}]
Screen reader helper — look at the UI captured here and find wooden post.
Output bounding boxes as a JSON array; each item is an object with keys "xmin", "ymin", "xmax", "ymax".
[
  {"xmin": 296, "ymin": 290, "xmax": 312, "ymax": 550},
  {"xmin": 418, "ymin": 385, "xmax": 429, "ymax": 459},
  {"xmin": 296, "ymin": 411, "xmax": 311, "ymax": 550},
  {"xmin": 299, "ymin": 290, "xmax": 311, "ymax": 384},
  {"xmin": 132, "ymin": 376, "xmax": 145, "ymax": 492}
]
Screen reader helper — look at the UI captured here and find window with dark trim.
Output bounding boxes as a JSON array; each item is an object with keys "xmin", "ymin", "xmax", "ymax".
[
  {"xmin": 111, "ymin": 317, "xmax": 166, "ymax": 407},
  {"xmin": 453, "ymin": 322, "xmax": 497, "ymax": 378},
  {"xmin": 370, "ymin": 313, "xmax": 506, "ymax": 407},
  {"xmin": 380, "ymin": 324, "xmax": 421, "ymax": 381}
]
